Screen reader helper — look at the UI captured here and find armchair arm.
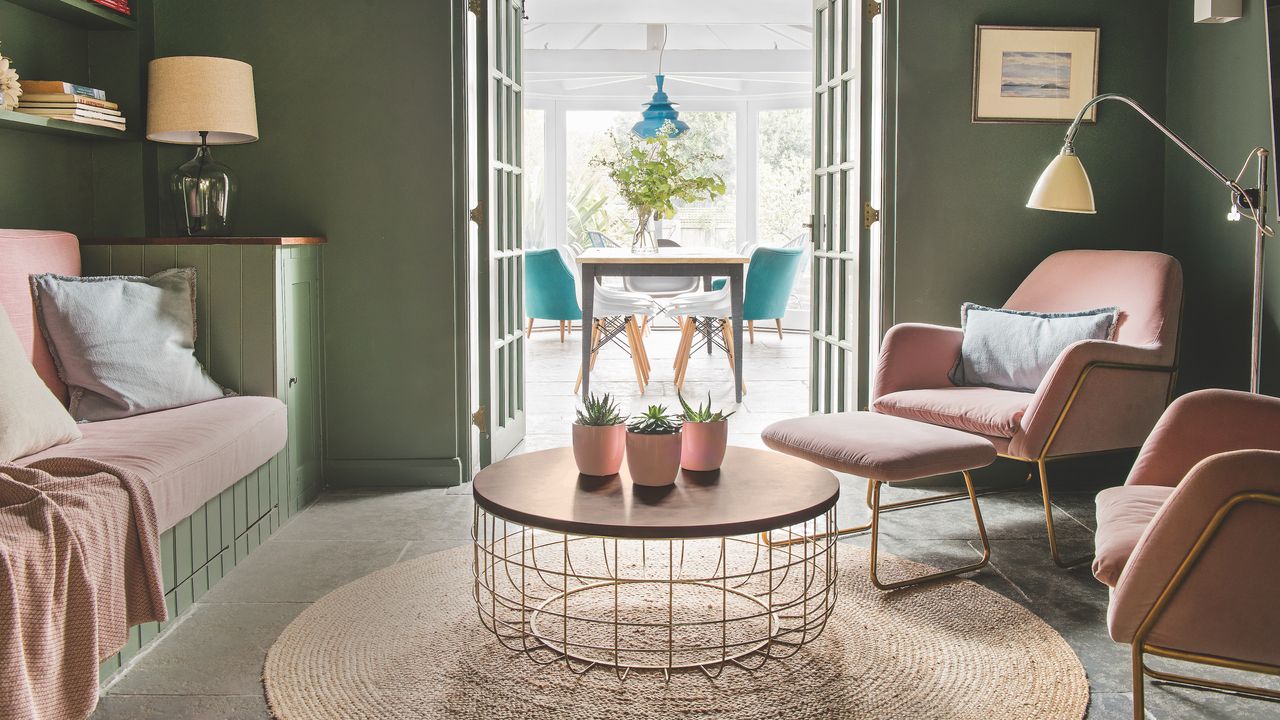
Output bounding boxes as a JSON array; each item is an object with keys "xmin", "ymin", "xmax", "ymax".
[
  {"xmin": 1011, "ymin": 340, "xmax": 1173, "ymax": 459},
  {"xmin": 870, "ymin": 323, "xmax": 963, "ymax": 402},
  {"xmin": 1107, "ymin": 450, "xmax": 1280, "ymax": 665},
  {"xmin": 1127, "ymin": 388, "xmax": 1280, "ymax": 487}
]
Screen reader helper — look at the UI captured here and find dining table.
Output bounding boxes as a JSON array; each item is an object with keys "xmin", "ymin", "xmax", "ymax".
[{"xmin": 576, "ymin": 247, "xmax": 750, "ymax": 402}]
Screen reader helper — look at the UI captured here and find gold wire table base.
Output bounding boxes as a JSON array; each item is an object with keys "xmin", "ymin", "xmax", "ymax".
[{"xmin": 472, "ymin": 504, "xmax": 839, "ymax": 678}]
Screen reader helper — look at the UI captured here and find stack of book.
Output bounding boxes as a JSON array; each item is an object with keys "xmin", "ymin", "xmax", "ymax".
[
  {"xmin": 15, "ymin": 81, "xmax": 126, "ymax": 132},
  {"xmin": 89, "ymin": 0, "xmax": 132, "ymax": 16}
]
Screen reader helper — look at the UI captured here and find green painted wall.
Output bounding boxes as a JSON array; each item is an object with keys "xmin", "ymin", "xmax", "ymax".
[
  {"xmin": 1164, "ymin": 0, "xmax": 1280, "ymax": 395},
  {"xmin": 150, "ymin": 0, "xmax": 465, "ymax": 485},
  {"xmin": 891, "ymin": 0, "xmax": 1170, "ymax": 326}
]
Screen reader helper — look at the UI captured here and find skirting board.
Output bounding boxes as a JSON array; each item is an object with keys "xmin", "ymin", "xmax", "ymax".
[{"xmin": 324, "ymin": 457, "xmax": 463, "ymax": 487}]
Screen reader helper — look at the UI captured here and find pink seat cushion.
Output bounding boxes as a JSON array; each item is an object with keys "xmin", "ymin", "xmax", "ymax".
[
  {"xmin": 762, "ymin": 411, "xmax": 996, "ymax": 483},
  {"xmin": 19, "ymin": 396, "xmax": 287, "ymax": 531},
  {"xmin": 872, "ymin": 387, "xmax": 1030, "ymax": 438},
  {"xmin": 0, "ymin": 230, "xmax": 80, "ymax": 403},
  {"xmin": 1092, "ymin": 484, "xmax": 1174, "ymax": 588}
]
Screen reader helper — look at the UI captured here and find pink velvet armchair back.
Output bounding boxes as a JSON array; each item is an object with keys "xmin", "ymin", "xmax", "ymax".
[
  {"xmin": 1005, "ymin": 250, "xmax": 1183, "ymax": 459},
  {"xmin": 0, "ymin": 230, "xmax": 81, "ymax": 405}
]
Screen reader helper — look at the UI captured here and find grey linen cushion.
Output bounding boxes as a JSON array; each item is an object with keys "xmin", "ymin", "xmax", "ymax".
[
  {"xmin": 0, "ymin": 301, "xmax": 82, "ymax": 461},
  {"xmin": 950, "ymin": 303, "xmax": 1119, "ymax": 393},
  {"xmin": 31, "ymin": 268, "xmax": 229, "ymax": 422}
]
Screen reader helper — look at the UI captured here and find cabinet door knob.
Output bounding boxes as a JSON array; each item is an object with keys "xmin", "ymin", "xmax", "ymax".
[{"xmin": 289, "ymin": 377, "xmax": 299, "ymax": 387}]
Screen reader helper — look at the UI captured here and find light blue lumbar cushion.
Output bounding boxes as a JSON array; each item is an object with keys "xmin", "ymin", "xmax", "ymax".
[
  {"xmin": 31, "ymin": 268, "xmax": 230, "ymax": 422},
  {"xmin": 950, "ymin": 303, "xmax": 1118, "ymax": 393}
]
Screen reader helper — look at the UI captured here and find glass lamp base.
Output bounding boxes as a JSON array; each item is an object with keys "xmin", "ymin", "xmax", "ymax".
[{"xmin": 171, "ymin": 140, "xmax": 237, "ymax": 236}]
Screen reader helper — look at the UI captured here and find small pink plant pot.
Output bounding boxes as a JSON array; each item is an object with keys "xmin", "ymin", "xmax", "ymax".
[
  {"xmin": 572, "ymin": 423, "xmax": 626, "ymax": 476},
  {"xmin": 625, "ymin": 431, "xmax": 683, "ymax": 487},
  {"xmin": 680, "ymin": 420, "xmax": 728, "ymax": 471}
]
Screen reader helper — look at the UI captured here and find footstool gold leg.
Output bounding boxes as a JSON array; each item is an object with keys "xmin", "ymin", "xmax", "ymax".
[{"xmin": 868, "ymin": 471, "xmax": 991, "ymax": 591}]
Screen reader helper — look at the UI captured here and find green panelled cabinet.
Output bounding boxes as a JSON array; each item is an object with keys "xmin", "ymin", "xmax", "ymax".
[{"xmin": 79, "ymin": 236, "xmax": 325, "ymax": 681}]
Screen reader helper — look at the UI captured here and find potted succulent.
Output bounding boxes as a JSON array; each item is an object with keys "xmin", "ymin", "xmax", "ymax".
[
  {"xmin": 677, "ymin": 393, "xmax": 735, "ymax": 471},
  {"xmin": 625, "ymin": 404, "xmax": 683, "ymax": 486},
  {"xmin": 572, "ymin": 393, "xmax": 627, "ymax": 476}
]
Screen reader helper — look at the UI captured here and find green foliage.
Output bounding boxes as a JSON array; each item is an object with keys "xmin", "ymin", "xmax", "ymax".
[
  {"xmin": 566, "ymin": 177, "xmax": 618, "ymax": 248},
  {"xmin": 627, "ymin": 404, "xmax": 682, "ymax": 435},
  {"xmin": 591, "ymin": 125, "xmax": 727, "ymax": 225},
  {"xmin": 575, "ymin": 393, "xmax": 625, "ymax": 426},
  {"xmin": 677, "ymin": 393, "xmax": 736, "ymax": 423}
]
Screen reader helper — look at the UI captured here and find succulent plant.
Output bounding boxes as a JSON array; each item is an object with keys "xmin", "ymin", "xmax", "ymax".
[
  {"xmin": 575, "ymin": 392, "xmax": 625, "ymax": 426},
  {"xmin": 677, "ymin": 392, "xmax": 735, "ymax": 423},
  {"xmin": 627, "ymin": 404, "xmax": 682, "ymax": 435}
]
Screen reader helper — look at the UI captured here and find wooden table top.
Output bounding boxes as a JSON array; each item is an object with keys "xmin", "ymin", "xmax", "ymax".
[
  {"xmin": 577, "ymin": 247, "xmax": 749, "ymax": 265},
  {"xmin": 472, "ymin": 447, "xmax": 839, "ymax": 539}
]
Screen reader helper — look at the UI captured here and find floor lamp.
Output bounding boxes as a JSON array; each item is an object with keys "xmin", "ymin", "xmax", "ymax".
[{"xmin": 1026, "ymin": 93, "xmax": 1271, "ymax": 394}]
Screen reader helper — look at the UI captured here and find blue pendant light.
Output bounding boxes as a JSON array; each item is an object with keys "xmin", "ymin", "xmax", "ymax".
[{"xmin": 632, "ymin": 27, "xmax": 688, "ymax": 139}]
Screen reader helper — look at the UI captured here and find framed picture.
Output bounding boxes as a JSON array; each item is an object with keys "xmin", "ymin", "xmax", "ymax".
[{"xmin": 972, "ymin": 25, "xmax": 1100, "ymax": 124}]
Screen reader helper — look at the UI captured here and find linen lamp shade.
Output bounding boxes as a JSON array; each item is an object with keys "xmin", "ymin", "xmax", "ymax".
[
  {"xmin": 146, "ymin": 56, "xmax": 258, "ymax": 145},
  {"xmin": 1026, "ymin": 150, "xmax": 1096, "ymax": 214}
]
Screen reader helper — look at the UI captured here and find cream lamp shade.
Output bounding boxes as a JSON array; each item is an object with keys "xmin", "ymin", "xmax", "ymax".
[
  {"xmin": 146, "ymin": 56, "xmax": 258, "ymax": 145},
  {"xmin": 1026, "ymin": 150, "xmax": 1096, "ymax": 214}
]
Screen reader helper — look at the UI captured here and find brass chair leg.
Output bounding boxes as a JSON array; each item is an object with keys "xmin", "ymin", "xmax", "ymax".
[
  {"xmin": 1036, "ymin": 459, "xmax": 1093, "ymax": 568},
  {"xmin": 868, "ymin": 471, "xmax": 991, "ymax": 591}
]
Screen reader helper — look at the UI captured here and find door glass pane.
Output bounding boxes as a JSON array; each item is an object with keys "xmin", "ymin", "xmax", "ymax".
[
  {"xmin": 757, "ymin": 107, "xmax": 812, "ymax": 330},
  {"xmin": 523, "ymin": 108, "xmax": 546, "ymax": 248}
]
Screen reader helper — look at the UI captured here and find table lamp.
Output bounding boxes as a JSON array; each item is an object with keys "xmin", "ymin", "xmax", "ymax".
[
  {"xmin": 1027, "ymin": 93, "xmax": 1271, "ymax": 393},
  {"xmin": 147, "ymin": 56, "xmax": 259, "ymax": 236}
]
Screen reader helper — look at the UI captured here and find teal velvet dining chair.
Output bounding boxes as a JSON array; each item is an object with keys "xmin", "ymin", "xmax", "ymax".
[
  {"xmin": 740, "ymin": 246, "xmax": 806, "ymax": 342},
  {"xmin": 524, "ymin": 248, "xmax": 581, "ymax": 342},
  {"xmin": 709, "ymin": 245, "xmax": 805, "ymax": 341}
]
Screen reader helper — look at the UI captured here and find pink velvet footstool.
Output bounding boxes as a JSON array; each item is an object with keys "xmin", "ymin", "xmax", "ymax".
[{"xmin": 762, "ymin": 411, "xmax": 997, "ymax": 590}]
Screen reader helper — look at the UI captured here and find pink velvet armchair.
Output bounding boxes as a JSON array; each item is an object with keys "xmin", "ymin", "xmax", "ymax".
[
  {"xmin": 870, "ymin": 250, "xmax": 1184, "ymax": 567},
  {"xmin": 1092, "ymin": 389, "xmax": 1280, "ymax": 718}
]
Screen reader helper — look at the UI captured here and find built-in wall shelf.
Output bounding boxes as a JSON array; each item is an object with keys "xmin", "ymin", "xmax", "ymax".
[
  {"xmin": 81, "ymin": 236, "xmax": 329, "ymax": 246},
  {"xmin": 5, "ymin": 0, "xmax": 136, "ymax": 29},
  {"xmin": 0, "ymin": 108, "xmax": 129, "ymax": 140}
]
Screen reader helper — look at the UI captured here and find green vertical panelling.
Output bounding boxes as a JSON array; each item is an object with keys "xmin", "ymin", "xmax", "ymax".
[
  {"xmin": 207, "ymin": 246, "xmax": 245, "ymax": 393},
  {"xmin": 220, "ymin": 487, "xmax": 234, "ymax": 576},
  {"xmin": 142, "ymin": 245, "xmax": 177, "ymax": 276},
  {"xmin": 241, "ymin": 246, "xmax": 277, "ymax": 397},
  {"xmin": 99, "ymin": 655, "xmax": 120, "ymax": 683},
  {"xmin": 108, "ymin": 245, "xmax": 144, "ymax": 276},
  {"xmin": 175, "ymin": 245, "xmax": 213, "ymax": 367},
  {"xmin": 160, "ymin": 527, "xmax": 176, "ymax": 593},
  {"xmin": 80, "ymin": 245, "xmax": 112, "ymax": 276},
  {"xmin": 173, "ymin": 518, "xmax": 191, "ymax": 586},
  {"xmin": 190, "ymin": 506, "xmax": 208, "ymax": 598}
]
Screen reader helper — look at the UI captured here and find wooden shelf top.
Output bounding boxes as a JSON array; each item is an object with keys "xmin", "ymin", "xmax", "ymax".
[
  {"xmin": 0, "ymin": 108, "xmax": 130, "ymax": 140},
  {"xmin": 81, "ymin": 236, "xmax": 327, "ymax": 246},
  {"xmin": 5, "ymin": 0, "xmax": 137, "ymax": 30}
]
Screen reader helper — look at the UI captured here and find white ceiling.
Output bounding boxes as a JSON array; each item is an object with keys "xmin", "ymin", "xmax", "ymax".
[{"xmin": 523, "ymin": 1, "xmax": 812, "ymax": 100}]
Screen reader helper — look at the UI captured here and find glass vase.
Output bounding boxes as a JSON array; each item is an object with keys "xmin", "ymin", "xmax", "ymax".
[
  {"xmin": 171, "ymin": 141, "xmax": 236, "ymax": 236},
  {"xmin": 631, "ymin": 210, "xmax": 658, "ymax": 254}
]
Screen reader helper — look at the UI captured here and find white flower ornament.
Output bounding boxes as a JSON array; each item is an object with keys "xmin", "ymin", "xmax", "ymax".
[{"xmin": 0, "ymin": 50, "xmax": 22, "ymax": 111}]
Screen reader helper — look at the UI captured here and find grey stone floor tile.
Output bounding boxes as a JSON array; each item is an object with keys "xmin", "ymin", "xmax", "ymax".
[
  {"xmin": 270, "ymin": 488, "xmax": 473, "ymax": 542},
  {"xmin": 91, "ymin": 694, "xmax": 269, "ymax": 720},
  {"xmin": 201, "ymin": 540, "xmax": 408, "ymax": 603},
  {"xmin": 398, "ymin": 539, "xmax": 469, "ymax": 563},
  {"xmin": 108, "ymin": 603, "xmax": 306, "ymax": 696}
]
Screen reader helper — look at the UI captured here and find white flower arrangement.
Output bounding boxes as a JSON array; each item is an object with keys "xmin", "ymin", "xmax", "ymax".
[{"xmin": 0, "ymin": 43, "xmax": 21, "ymax": 111}]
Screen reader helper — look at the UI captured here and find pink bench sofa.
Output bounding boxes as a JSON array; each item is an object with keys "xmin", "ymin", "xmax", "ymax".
[{"xmin": 0, "ymin": 229, "xmax": 287, "ymax": 532}]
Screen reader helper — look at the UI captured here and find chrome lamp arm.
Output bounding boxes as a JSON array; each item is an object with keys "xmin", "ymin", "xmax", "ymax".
[{"xmin": 1062, "ymin": 93, "xmax": 1256, "ymax": 207}]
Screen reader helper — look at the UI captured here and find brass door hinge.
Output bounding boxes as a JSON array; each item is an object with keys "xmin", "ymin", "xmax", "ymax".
[
  {"xmin": 863, "ymin": 202, "xmax": 880, "ymax": 229},
  {"xmin": 468, "ymin": 0, "xmax": 483, "ymax": 16},
  {"xmin": 472, "ymin": 406, "xmax": 488, "ymax": 433},
  {"xmin": 866, "ymin": 0, "xmax": 882, "ymax": 20},
  {"xmin": 469, "ymin": 203, "xmax": 484, "ymax": 225}
]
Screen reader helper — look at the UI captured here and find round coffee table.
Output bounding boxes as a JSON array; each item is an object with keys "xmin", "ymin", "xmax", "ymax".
[{"xmin": 471, "ymin": 446, "xmax": 839, "ymax": 678}]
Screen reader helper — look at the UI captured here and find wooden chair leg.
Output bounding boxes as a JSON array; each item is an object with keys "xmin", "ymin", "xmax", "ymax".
[
  {"xmin": 721, "ymin": 319, "xmax": 745, "ymax": 392},
  {"xmin": 630, "ymin": 317, "xmax": 650, "ymax": 383},
  {"xmin": 674, "ymin": 318, "xmax": 694, "ymax": 391},
  {"xmin": 526, "ymin": 318, "xmax": 534, "ymax": 337},
  {"xmin": 559, "ymin": 320, "xmax": 565, "ymax": 343},
  {"xmin": 776, "ymin": 318, "xmax": 784, "ymax": 339},
  {"xmin": 624, "ymin": 319, "xmax": 646, "ymax": 393},
  {"xmin": 748, "ymin": 320, "xmax": 755, "ymax": 344}
]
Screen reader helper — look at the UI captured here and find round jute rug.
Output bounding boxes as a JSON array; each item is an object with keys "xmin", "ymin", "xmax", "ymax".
[{"xmin": 263, "ymin": 544, "xmax": 1089, "ymax": 720}]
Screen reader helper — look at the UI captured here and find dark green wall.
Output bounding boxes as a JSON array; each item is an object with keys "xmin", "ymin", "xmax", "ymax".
[
  {"xmin": 1164, "ymin": 0, "xmax": 1279, "ymax": 395},
  {"xmin": 891, "ymin": 0, "xmax": 1170, "ymax": 326},
  {"xmin": 150, "ymin": 0, "xmax": 465, "ymax": 485}
]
